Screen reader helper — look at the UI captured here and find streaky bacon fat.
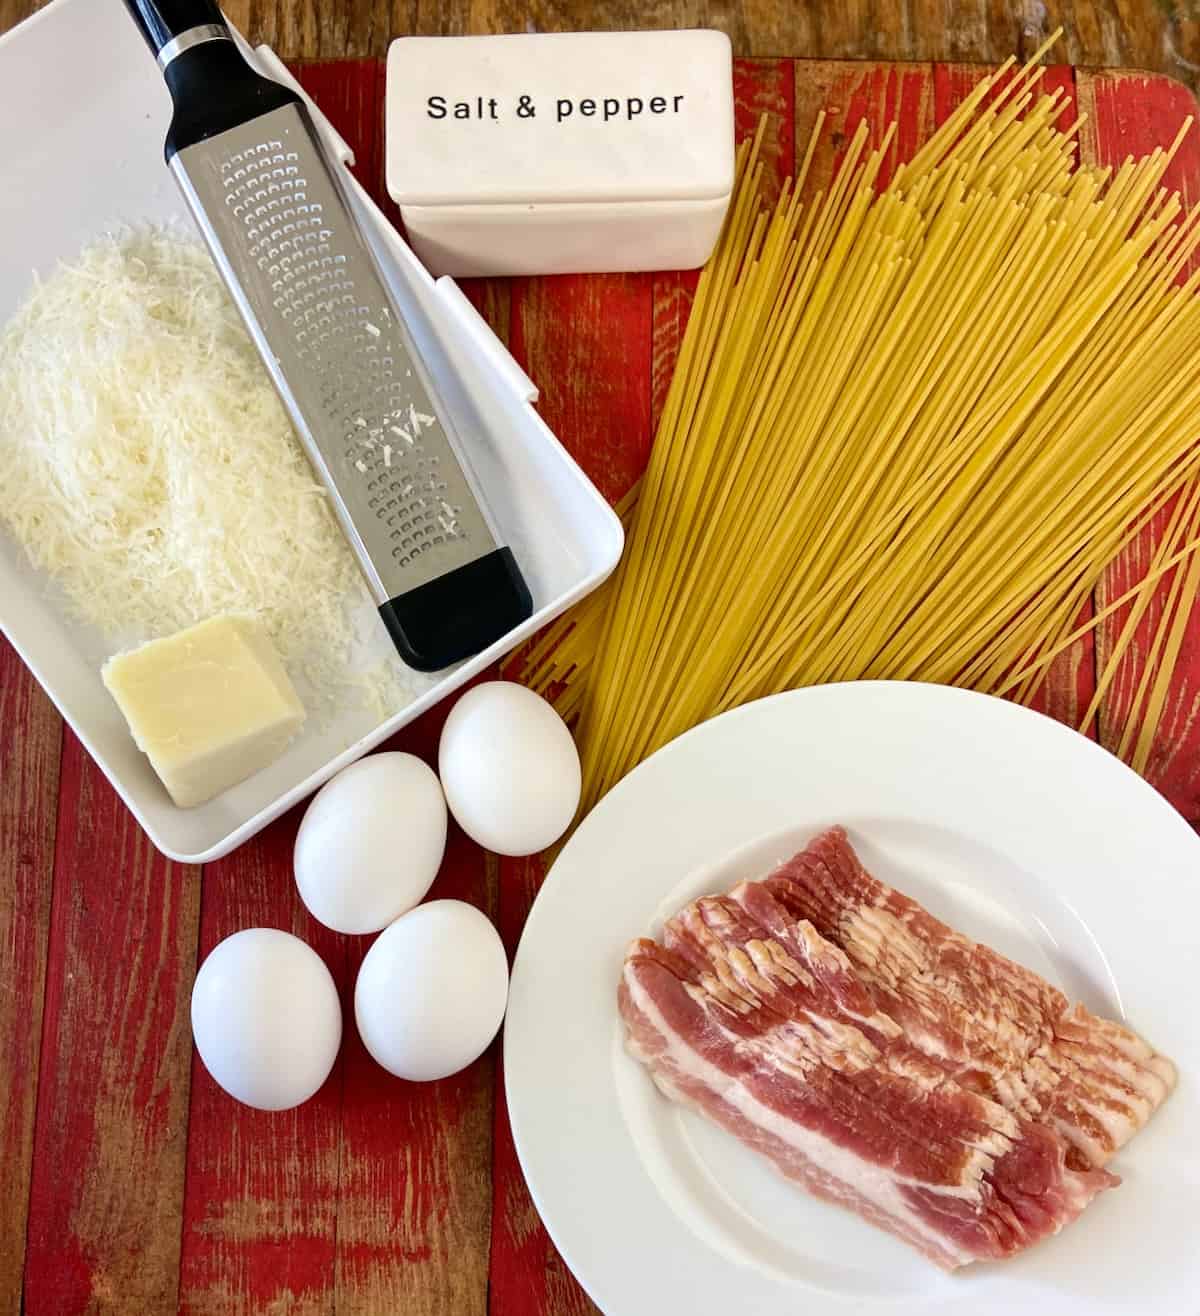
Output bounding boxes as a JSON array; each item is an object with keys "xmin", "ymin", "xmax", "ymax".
[{"xmin": 619, "ymin": 828, "xmax": 1175, "ymax": 1269}]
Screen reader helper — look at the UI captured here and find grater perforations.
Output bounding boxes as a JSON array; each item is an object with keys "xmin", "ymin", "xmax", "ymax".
[{"xmin": 209, "ymin": 132, "xmax": 479, "ymax": 576}]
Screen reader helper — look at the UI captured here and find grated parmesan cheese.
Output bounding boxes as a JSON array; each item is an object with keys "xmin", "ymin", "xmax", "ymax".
[{"xmin": 0, "ymin": 228, "xmax": 435, "ymax": 718}]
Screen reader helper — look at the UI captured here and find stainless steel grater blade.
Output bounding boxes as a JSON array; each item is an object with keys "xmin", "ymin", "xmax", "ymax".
[
  {"xmin": 124, "ymin": 0, "xmax": 531, "ymax": 671},
  {"xmin": 171, "ymin": 105, "xmax": 496, "ymax": 597}
]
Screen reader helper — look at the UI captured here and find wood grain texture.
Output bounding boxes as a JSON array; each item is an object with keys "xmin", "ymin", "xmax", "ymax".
[
  {"xmin": 22, "ymin": 733, "xmax": 198, "ymax": 1314},
  {"xmin": 507, "ymin": 274, "xmax": 655, "ymax": 505},
  {"xmin": 3, "ymin": 0, "xmax": 1196, "ymax": 94},
  {"xmin": 0, "ymin": 644, "xmax": 60, "ymax": 1316}
]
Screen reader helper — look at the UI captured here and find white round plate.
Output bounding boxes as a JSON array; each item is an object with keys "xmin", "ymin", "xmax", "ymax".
[{"xmin": 505, "ymin": 682, "xmax": 1200, "ymax": 1316}]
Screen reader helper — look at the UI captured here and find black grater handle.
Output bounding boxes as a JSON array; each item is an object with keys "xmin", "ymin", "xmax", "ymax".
[
  {"xmin": 122, "ymin": 0, "xmax": 226, "ymax": 54},
  {"xmin": 121, "ymin": 0, "xmax": 301, "ymax": 160},
  {"xmin": 379, "ymin": 549, "xmax": 534, "ymax": 672}
]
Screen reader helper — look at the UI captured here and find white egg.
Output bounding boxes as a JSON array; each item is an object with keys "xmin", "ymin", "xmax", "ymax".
[
  {"xmin": 191, "ymin": 928, "xmax": 341, "ymax": 1111},
  {"xmin": 438, "ymin": 681, "xmax": 581, "ymax": 856},
  {"xmin": 354, "ymin": 899, "xmax": 508, "ymax": 1082},
  {"xmin": 294, "ymin": 751, "xmax": 447, "ymax": 934}
]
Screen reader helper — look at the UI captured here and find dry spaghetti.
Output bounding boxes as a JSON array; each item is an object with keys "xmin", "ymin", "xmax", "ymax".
[{"xmin": 519, "ymin": 38, "xmax": 1200, "ymax": 807}]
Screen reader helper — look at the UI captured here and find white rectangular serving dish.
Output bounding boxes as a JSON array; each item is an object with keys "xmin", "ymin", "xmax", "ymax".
[{"xmin": 0, "ymin": 0, "xmax": 623, "ymax": 864}]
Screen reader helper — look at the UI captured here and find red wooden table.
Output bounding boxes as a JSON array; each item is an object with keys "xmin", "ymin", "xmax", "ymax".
[{"xmin": 3, "ymin": 56, "xmax": 1199, "ymax": 1316}]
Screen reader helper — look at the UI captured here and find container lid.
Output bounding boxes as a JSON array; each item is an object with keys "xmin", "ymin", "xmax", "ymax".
[{"xmin": 386, "ymin": 30, "xmax": 735, "ymax": 208}]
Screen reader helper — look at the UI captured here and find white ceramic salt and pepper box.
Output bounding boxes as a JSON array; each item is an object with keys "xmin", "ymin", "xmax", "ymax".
[{"xmin": 385, "ymin": 30, "xmax": 735, "ymax": 277}]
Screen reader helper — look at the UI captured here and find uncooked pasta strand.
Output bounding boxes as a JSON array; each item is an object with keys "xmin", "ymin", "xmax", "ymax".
[{"xmin": 513, "ymin": 75, "xmax": 1200, "ymax": 809}]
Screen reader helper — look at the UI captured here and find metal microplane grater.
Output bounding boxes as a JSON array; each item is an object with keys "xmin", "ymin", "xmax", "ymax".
[{"xmin": 124, "ymin": 1, "xmax": 531, "ymax": 672}]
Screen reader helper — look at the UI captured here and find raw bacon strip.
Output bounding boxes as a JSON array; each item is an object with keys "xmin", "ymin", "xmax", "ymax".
[
  {"xmin": 620, "ymin": 884, "xmax": 1116, "ymax": 1270},
  {"xmin": 764, "ymin": 828, "xmax": 1177, "ymax": 1169}
]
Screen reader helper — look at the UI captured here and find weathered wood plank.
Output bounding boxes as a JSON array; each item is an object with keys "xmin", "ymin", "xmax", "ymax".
[
  {"xmin": 792, "ymin": 59, "xmax": 934, "ymax": 207},
  {"xmin": 22, "ymin": 733, "xmax": 198, "ymax": 1314},
  {"xmin": 9, "ymin": 0, "xmax": 1187, "ymax": 95},
  {"xmin": 0, "ymin": 642, "xmax": 61, "ymax": 1316},
  {"xmin": 507, "ymin": 273, "xmax": 654, "ymax": 507}
]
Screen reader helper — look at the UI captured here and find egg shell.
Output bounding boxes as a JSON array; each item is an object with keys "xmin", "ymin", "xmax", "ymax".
[
  {"xmin": 354, "ymin": 899, "xmax": 509, "ymax": 1082},
  {"xmin": 438, "ymin": 681, "xmax": 581, "ymax": 856},
  {"xmin": 294, "ymin": 751, "xmax": 447, "ymax": 934},
  {"xmin": 191, "ymin": 928, "xmax": 341, "ymax": 1111}
]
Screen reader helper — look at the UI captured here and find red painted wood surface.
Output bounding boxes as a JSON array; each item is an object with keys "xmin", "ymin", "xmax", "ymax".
[
  {"xmin": 22, "ymin": 733, "xmax": 198, "ymax": 1313},
  {"xmin": 0, "ymin": 649, "xmax": 59, "ymax": 1316},
  {"xmin": 2, "ymin": 55, "xmax": 1198, "ymax": 1316}
]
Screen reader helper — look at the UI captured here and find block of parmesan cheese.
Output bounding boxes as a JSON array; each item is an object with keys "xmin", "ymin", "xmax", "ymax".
[{"xmin": 102, "ymin": 616, "xmax": 306, "ymax": 808}]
